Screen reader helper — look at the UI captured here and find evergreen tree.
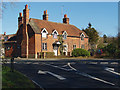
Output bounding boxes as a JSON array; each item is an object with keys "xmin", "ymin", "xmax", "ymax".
[{"xmin": 83, "ymin": 23, "xmax": 99, "ymax": 49}]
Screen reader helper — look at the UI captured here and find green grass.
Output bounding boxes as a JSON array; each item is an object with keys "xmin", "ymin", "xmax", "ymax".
[{"xmin": 2, "ymin": 65, "xmax": 36, "ymax": 88}]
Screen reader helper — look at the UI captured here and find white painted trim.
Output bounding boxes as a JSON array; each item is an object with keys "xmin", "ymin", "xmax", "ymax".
[
  {"xmin": 52, "ymin": 29, "xmax": 59, "ymax": 35},
  {"xmin": 41, "ymin": 28, "xmax": 48, "ymax": 34},
  {"xmin": 80, "ymin": 33, "xmax": 85, "ymax": 37},
  {"xmin": 62, "ymin": 31, "xmax": 68, "ymax": 35}
]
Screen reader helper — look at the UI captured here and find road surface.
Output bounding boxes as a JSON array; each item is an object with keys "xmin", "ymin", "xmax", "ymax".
[{"xmin": 4, "ymin": 59, "xmax": 120, "ymax": 89}]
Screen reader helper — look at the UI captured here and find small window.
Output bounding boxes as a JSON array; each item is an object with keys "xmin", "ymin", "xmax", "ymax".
[
  {"xmin": 62, "ymin": 31, "xmax": 67, "ymax": 40},
  {"xmin": 63, "ymin": 35, "xmax": 67, "ymax": 39},
  {"xmin": 41, "ymin": 28, "xmax": 48, "ymax": 38},
  {"xmin": 53, "ymin": 32, "xmax": 57, "ymax": 39},
  {"xmin": 73, "ymin": 45, "xmax": 76, "ymax": 49},
  {"xmin": 81, "ymin": 45, "xmax": 85, "ymax": 49},
  {"xmin": 81, "ymin": 34, "xmax": 84, "ymax": 40},
  {"xmin": 42, "ymin": 43, "xmax": 47, "ymax": 50},
  {"xmin": 42, "ymin": 31, "xmax": 47, "ymax": 38},
  {"xmin": 52, "ymin": 30, "xmax": 58, "ymax": 39}
]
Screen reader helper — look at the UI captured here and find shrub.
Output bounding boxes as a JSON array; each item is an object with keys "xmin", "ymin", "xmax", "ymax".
[
  {"xmin": 46, "ymin": 52, "xmax": 55, "ymax": 58},
  {"xmin": 72, "ymin": 48, "xmax": 90, "ymax": 57}
]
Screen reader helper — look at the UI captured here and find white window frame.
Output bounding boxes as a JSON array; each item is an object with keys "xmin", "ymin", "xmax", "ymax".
[
  {"xmin": 80, "ymin": 33, "xmax": 85, "ymax": 40},
  {"xmin": 62, "ymin": 31, "xmax": 68, "ymax": 40},
  {"xmin": 41, "ymin": 28, "xmax": 48, "ymax": 38},
  {"xmin": 52, "ymin": 30, "xmax": 59, "ymax": 39},
  {"xmin": 42, "ymin": 43, "xmax": 47, "ymax": 50},
  {"xmin": 73, "ymin": 44, "xmax": 76, "ymax": 49}
]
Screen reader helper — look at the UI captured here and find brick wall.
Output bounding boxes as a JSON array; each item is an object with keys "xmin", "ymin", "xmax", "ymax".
[{"xmin": 34, "ymin": 34, "xmax": 89, "ymax": 57}]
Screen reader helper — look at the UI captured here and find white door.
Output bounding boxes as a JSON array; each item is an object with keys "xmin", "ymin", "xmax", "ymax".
[
  {"xmin": 53, "ymin": 50, "xmax": 57, "ymax": 56},
  {"xmin": 53, "ymin": 45, "xmax": 58, "ymax": 56}
]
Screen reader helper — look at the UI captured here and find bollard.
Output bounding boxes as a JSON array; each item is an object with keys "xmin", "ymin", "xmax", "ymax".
[{"xmin": 11, "ymin": 57, "xmax": 14, "ymax": 72}]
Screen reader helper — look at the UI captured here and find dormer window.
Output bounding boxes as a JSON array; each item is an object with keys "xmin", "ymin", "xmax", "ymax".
[
  {"xmin": 41, "ymin": 28, "xmax": 48, "ymax": 38},
  {"xmin": 62, "ymin": 31, "xmax": 68, "ymax": 40},
  {"xmin": 80, "ymin": 33, "xmax": 85, "ymax": 40},
  {"xmin": 52, "ymin": 30, "xmax": 59, "ymax": 39}
]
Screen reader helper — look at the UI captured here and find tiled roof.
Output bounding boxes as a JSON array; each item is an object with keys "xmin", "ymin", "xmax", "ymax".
[{"xmin": 29, "ymin": 18, "xmax": 88, "ymax": 37}]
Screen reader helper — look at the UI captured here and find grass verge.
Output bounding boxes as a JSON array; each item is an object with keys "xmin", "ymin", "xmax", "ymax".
[{"xmin": 2, "ymin": 65, "xmax": 36, "ymax": 88}]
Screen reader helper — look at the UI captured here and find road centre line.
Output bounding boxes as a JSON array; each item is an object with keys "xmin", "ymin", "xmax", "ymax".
[
  {"xmin": 43, "ymin": 63, "xmax": 115, "ymax": 86},
  {"xmin": 38, "ymin": 70, "xmax": 66, "ymax": 80}
]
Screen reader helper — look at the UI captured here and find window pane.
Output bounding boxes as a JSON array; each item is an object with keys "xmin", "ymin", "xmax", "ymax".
[
  {"xmin": 81, "ymin": 45, "xmax": 84, "ymax": 49},
  {"xmin": 81, "ymin": 36, "xmax": 84, "ymax": 40},
  {"xmin": 53, "ymin": 34, "xmax": 57, "ymax": 39},
  {"xmin": 42, "ymin": 43, "xmax": 44, "ymax": 50},
  {"xmin": 63, "ymin": 35, "xmax": 67, "ymax": 39},
  {"xmin": 45, "ymin": 43, "xmax": 47, "ymax": 50},
  {"xmin": 73, "ymin": 45, "xmax": 76, "ymax": 49},
  {"xmin": 42, "ymin": 33, "xmax": 47, "ymax": 38}
]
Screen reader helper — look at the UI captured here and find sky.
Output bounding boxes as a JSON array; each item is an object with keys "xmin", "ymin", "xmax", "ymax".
[{"xmin": 1, "ymin": 2, "xmax": 118, "ymax": 37}]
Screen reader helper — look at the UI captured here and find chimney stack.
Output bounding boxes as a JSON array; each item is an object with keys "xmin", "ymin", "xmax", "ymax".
[
  {"xmin": 4, "ymin": 32, "xmax": 6, "ymax": 35},
  {"xmin": 43, "ymin": 10, "xmax": 48, "ymax": 20},
  {"xmin": 21, "ymin": 4, "xmax": 29, "ymax": 58},
  {"xmin": 63, "ymin": 14, "xmax": 69, "ymax": 24},
  {"xmin": 18, "ymin": 12, "xmax": 23, "ymax": 28},
  {"xmin": 23, "ymin": 4, "xmax": 29, "ymax": 24}
]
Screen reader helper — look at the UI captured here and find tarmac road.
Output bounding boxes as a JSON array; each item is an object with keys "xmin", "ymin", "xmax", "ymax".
[{"xmin": 4, "ymin": 59, "xmax": 120, "ymax": 89}]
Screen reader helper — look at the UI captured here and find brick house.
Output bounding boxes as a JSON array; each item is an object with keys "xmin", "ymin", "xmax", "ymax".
[
  {"xmin": 0, "ymin": 32, "xmax": 17, "ymax": 58},
  {"xmin": 5, "ymin": 4, "xmax": 89, "ymax": 58}
]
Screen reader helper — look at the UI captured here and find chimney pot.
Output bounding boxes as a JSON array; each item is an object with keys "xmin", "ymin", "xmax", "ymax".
[
  {"xmin": 45, "ymin": 10, "xmax": 47, "ymax": 14},
  {"xmin": 63, "ymin": 14, "xmax": 69, "ymax": 24},
  {"xmin": 4, "ymin": 32, "xmax": 6, "ymax": 35},
  {"xmin": 19, "ymin": 12, "xmax": 22, "ymax": 17},
  {"xmin": 44, "ymin": 10, "xmax": 47, "ymax": 15},
  {"xmin": 43, "ymin": 10, "xmax": 48, "ymax": 20},
  {"xmin": 25, "ymin": 4, "xmax": 28, "ymax": 9},
  {"xmin": 44, "ymin": 11, "xmax": 46, "ymax": 15},
  {"xmin": 64, "ymin": 14, "xmax": 67, "ymax": 18}
]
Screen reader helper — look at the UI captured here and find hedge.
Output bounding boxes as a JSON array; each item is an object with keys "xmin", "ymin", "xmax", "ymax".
[{"xmin": 72, "ymin": 48, "xmax": 90, "ymax": 57}]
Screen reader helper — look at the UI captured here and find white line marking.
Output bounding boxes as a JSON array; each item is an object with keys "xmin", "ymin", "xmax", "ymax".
[
  {"xmin": 62, "ymin": 65, "xmax": 68, "ymax": 67},
  {"xmin": 44, "ymin": 63, "xmax": 72, "ymax": 71},
  {"xmin": 68, "ymin": 63, "xmax": 115, "ymax": 86},
  {"xmin": 47, "ymin": 71, "xmax": 66, "ymax": 80},
  {"xmin": 38, "ymin": 70, "xmax": 47, "ymax": 74},
  {"xmin": 105, "ymin": 67, "xmax": 120, "ymax": 76},
  {"xmin": 67, "ymin": 63, "xmax": 77, "ymax": 71},
  {"xmin": 44, "ymin": 63, "xmax": 115, "ymax": 86},
  {"xmin": 38, "ymin": 70, "xmax": 66, "ymax": 80}
]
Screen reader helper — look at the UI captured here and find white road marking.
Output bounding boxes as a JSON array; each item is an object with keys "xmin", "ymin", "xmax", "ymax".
[
  {"xmin": 105, "ymin": 67, "xmax": 120, "ymax": 76},
  {"xmin": 62, "ymin": 65, "xmax": 68, "ymax": 67},
  {"xmin": 68, "ymin": 63, "xmax": 115, "ymax": 86},
  {"xmin": 44, "ymin": 63, "xmax": 72, "ymax": 71},
  {"xmin": 67, "ymin": 63, "xmax": 77, "ymax": 71},
  {"xmin": 38, "ymin": 70, "xmax": 47, "ymax": 74},
  {"xmin": 44, "ymin": 63, "xmax": 115, "ymax": 86},
  {"xmin": 47, "ymin": 71, "xmax": 66, "ymax": 80},
  {"xmin": 38, "ymin": 70, "xmax": 66, "ymax": 80}
]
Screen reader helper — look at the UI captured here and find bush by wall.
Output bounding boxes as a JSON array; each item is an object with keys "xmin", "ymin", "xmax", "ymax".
[
  {"xmin": 72, "ymin": 48, "xmax": 90, "ymax": 57},
  {"xmin": 46, "ymin": 52, "xmax": 55, "ymax": 58}
]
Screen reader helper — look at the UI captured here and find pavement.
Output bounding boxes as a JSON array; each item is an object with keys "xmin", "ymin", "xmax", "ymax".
[{"xmin": 3, "ymin": 58, "xmax": 120, "ymax": 89}]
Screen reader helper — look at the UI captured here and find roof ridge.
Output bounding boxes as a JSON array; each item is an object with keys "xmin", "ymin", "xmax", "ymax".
[{"xmin": 30, "ymin": 18, "xmax": 75, "ymax": 26}]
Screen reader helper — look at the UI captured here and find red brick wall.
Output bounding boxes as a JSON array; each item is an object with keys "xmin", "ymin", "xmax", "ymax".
[
  {"xmin": 28, "ymin": 25, "xmax": 35, "ymax": 58},
  {"xmin": 5, "ymin": 43, "xmax": 15, "ymax": 57},
  {"xmin": 34, "ymin": 34, "xmax": 89, "ymax": 57}
]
